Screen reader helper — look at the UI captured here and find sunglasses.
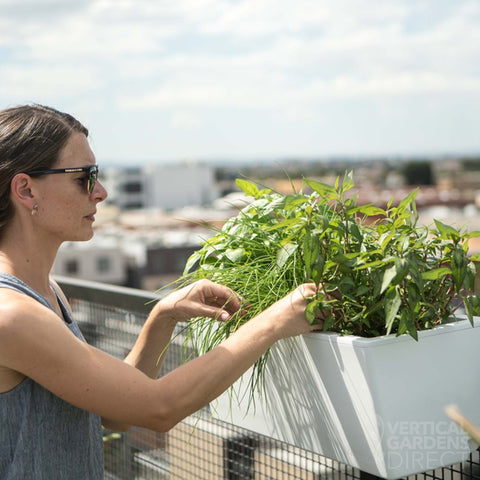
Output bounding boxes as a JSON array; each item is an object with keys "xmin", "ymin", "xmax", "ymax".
[{"xmin": 26, "ymin": 165, "xmax": 99, "ymax": 194}]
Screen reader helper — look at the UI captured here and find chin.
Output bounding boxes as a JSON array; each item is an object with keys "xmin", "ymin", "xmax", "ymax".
[
  {"xmin": 70, "ymin": 230, "xmax": 95, "ymax": 242},
  {"xmin": 83, "ymin": 230, "xmax": 95, "ymax": 241}
]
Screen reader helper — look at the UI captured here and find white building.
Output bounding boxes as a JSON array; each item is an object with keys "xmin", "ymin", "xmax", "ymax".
[
  {"xmin": 103, "ymin": 162, "xmax": 219, "ymax": 211},
  {"xmin": 144, "ymin": 162, "xmax": 219, "ymax": 211},
  {"xmin": 52, "ymin": 241, "xmax": 128, "ymax": 285}
]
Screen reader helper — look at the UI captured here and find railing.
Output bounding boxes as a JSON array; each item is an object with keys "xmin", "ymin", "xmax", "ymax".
[{"xmin": 55, "ymin": 276, "xmax": 480, "ymax": 480}]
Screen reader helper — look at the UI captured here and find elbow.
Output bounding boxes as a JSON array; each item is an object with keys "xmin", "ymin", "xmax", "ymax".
[
  {"xmin": 101, "ymin": 406, "xmax": 180, "ymax": 433},
  {"xmin": 151, "ymin": 413, "xmax": 181, "ymax": 433},
  {"xmin": 149, "ymin": 401, "xmax": 186, "ymax": 433},
  {"xmin": 102, "ymin": 418, "xmax": 133, "ymax": 433},
  {"xmin": 112, "ymin": 424, "xmax": 133, "ymax": 433}
]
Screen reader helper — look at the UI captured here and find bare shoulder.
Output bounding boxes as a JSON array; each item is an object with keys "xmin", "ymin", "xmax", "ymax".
[
  {"xmin": 0, "ymin": 288, "xmax": 69, "ymax": 390},
  {"xmin": 0, "ymin": 286, "xmax": 59, "ymax": 323},
  {"xmin": 0, "ymin": 287, "xmax": 44, "ymax": 328},
  {"xmin": 0, "ymin": 288, "xmax": 74, "ymax": 365}
]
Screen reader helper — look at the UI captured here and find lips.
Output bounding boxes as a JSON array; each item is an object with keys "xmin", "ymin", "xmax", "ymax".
[{"xmin": 85, "ymin": 211, "xmax": 96, "ymax": 221}]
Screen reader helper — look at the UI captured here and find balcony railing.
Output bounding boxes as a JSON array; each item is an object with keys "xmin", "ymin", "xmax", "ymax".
[{"xmin": 55, "ymin": 275, "xmax": 480, "ymax": 480}]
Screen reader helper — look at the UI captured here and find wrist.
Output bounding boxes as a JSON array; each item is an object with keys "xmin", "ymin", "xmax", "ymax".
[
  {"xmin": 149, "ymin": 301, "xmax": 179, "ymax": 327},
  {"xmin": 247, "ymin": 310, "xmax": 284, "ymax": 343}
]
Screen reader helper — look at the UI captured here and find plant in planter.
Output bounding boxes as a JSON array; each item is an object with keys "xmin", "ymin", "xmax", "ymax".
[
  {"xmin": 179, "ymin": 171, "xmax": 479, "ymax": 351},
  {"xmin": 173, "ymin": 172, "xmax": 480, "ymax": 478}
]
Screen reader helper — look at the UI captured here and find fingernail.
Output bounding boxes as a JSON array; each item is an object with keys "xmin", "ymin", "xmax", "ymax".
[{"xmin": 219, "ymin": 311, "xmax": 229, "ymax": 322}]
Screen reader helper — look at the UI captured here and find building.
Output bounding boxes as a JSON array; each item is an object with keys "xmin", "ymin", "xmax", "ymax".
[
  {"xmin": 52, "ymin": 241, "xmax": 128, "ymax": 285},
  {"xmin": 103, "ymin": 162, "xmax": 219, "ymax": 211}
]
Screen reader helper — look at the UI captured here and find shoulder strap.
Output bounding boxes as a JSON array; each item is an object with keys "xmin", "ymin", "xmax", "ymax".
[{"xmin": 0, "ymin": 272, "xmax": 73, "ymax": 324}]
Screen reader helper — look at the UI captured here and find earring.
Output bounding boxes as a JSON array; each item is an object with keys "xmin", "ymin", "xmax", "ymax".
[{"xmin": 31, "ymin": 203, "xmax": 38, "ymax": 216}]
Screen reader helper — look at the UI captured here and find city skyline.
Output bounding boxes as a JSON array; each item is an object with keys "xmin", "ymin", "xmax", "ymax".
[{"xmin": 0, "ymin": 0, "xmax": 479, "ymax": 164}]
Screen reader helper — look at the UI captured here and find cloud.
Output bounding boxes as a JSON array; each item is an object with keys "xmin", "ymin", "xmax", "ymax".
[
  {"xmin": 104, "ymin": 0, "xmax": 480, "ymax": 115},
  {"xmin": 170, "ymin": 111, "xmax": 202, "ymax": 128},
  {"xmin": 0, "ymin": 63, "xmax": 102, "ymax": 99},
  {"xmin": 0, "ymin": 0, "xmax": 479, "ymax": 158}
]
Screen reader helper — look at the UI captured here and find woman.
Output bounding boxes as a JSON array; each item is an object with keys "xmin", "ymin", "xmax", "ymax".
[{"xmin": 0, "ymin": 104, "xmax": 321, "ymax": 479}]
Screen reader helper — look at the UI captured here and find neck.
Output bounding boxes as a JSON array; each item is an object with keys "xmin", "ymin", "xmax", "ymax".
[{"xmin": 0, "ymin": 223, "xmax": 60, "ymax": 296}]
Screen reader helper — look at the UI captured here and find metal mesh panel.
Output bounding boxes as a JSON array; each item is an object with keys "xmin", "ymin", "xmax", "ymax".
[{"xmin": 65, "ymin": 294, "xmax": 480, "ymax": 480}]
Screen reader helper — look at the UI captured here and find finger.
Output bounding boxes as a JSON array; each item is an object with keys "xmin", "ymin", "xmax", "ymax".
[
  {"xmin": 206, "ymin": 288, "xmax": 243, "ymax": 313},
  {"xmin": 298, "ymin": 283, "xmax": 318, "ymax": 299},
  {"xmin": 197, "ymin": 304, "xmax": 231, "ymax": 322}
]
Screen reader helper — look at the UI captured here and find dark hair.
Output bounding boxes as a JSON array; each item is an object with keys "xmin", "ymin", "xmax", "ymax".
[{"xmin": 0, "ymin": 104, "xmax": 88, "ymax": 234}]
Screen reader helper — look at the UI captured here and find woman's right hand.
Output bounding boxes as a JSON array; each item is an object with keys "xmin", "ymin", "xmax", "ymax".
[{"xmin": 257, "ymin": 283, "xmax": 324, "ymax": 340}]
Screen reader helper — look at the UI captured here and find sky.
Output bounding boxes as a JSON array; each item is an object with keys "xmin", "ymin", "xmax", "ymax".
[{"xmin": 0, "ymin": 0, "xmax": 479, "ymax": 164}]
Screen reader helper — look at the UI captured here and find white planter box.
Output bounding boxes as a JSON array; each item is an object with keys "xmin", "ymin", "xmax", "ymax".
[{"xmin": 210, "ymin": 316, "xmax": 480, "ymax": 479}]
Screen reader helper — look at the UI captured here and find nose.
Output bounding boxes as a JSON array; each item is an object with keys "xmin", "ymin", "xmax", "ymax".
[{"xmin": 92, "ymin": 179, "xmax": 108, "ymax": 202}]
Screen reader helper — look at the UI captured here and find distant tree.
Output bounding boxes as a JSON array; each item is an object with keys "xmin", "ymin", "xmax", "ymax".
[
  {"xmin": 461, "ymin": 158, "xmax": 480, "ymax": 171},
  {"xmin": 402, "ymin": 161, "xmax": 434, "ymax": 186}
]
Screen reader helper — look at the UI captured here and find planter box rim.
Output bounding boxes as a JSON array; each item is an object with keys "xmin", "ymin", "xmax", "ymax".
[{"xmin": 303, "ymin": 315, "xmax": 480, "ymax": 347}]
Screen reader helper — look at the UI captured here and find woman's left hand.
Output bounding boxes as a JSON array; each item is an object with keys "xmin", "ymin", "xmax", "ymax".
[{"xmin": 152, "ymin": 279, "xmax": 243, "ymax": 324}]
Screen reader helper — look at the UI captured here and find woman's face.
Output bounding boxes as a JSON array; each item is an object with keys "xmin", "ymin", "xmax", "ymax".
[{"xmin": 32, "ymin": 132, "xmax": 108, "ymax": 243}]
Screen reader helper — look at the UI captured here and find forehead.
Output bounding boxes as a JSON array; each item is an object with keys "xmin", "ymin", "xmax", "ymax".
[{"xmin": 54, "ymin": 132, "xmax": 96, "ymax": 169}]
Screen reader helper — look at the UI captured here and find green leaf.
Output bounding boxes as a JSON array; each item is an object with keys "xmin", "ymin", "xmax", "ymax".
[
  {"xmin": 397, "ymin": 310, "xmax": 408, "ymax": 336},
  {"xmin": 463, "ymin": 296, "xmax": 475, "ymax": 326},
  {"xmin": 464, "ymin": 231, "xmax": 480, "ymax": 240},
  {"xmin": 302, "ymin": 230, "xmax": 319, "ymax": 271},
  {"xmin": 385, "ymin": 287, "xmax": 401, "ymax": 335},
  {"xmin": 464, "ymin": 262, "xmax": 477, "ymax": 292},
  {"xmin": 341, "ymin": 171, "xmax": 355, "ymax": 193},
  {"xmin": 304, "ymin": 179, "xmax": 336, "ymax": 197},
  {"xmin": 381, "ymin": 265, "xmax": 397, "ymax": 294},
  {"xmin": 332, "ymin": 252, "xmax": 360, "ymax": 266},
  {"xmin": 349, "ymin": 204, "xmax": 386, "ymax": 217},
  {"xmin": 356, "ymin": 259, "xmax": 386, "ymax": 271},
  {"xmin": 394, "ymin": 257, "xmax": 409, "ymax": 282},
  {"xmin": 304, "ymin": 298, "xmax": 330, "ymax": 325},
  {"xmin": 338, "ymin": 275, "xmax": 355, "ymax": 293},
  {"xmin": 184, "ymin": 250, "xmax": 202, "ymax": 274},
  {"xmin": 224, "ymin": 248, "xmax": 245, "ymax": 263},
  {"xmin": 470, "ymin": 253, "xmax": 480, "ymax": 262},
  {"xmin": 310, "ymin": 255, "xmax": 325, "ymax": 285},
  {"xmin": 380, "ymin": 258, "xmax": 408, "ymax": 294},
  {"xmin": 322, "ymin": 314, "xmax": 336, "ymax": 331},
  {"xmin": 276, "ymin": 243, "xmax": 298, "ymax": 269},
  {"xmin": 283, "ymin": 195, "xmax": 309, "ymax": 210},
  {"xmin": 349, "ymin": 222, "xmax": 363, "ymax": 242},
  {"xmin": 396, "ymin": 189, "xmax": 418, "ymax": 213},
  {"xmin": 405, "ymin": 313, "xmax": 418, "ymax": 341},
  {"xmin": 380, "ymin": 229, "xmax": 396, "ymax": 252},
  {"xmin": 451, "ymin": 246, "xmax": 467, "ymax": 292},
  {"xmin": 236, "ymin": 179, "xmax": 259, "ymax": 198},
  {"xmin": 257, "ymin": 188, "xmax": 272, "ymax": 197},
  {"xmin": 355, "ymin": 285, "xmax": 370, "ymax": 296},
  {"xmin": 421, "ymin": 267, "xmax": 451, "ymax": 281},
  {"xmin": 266, "ymin": 217, "xmax": 304, "ymax": 231},
  {"xmin": 434, "ymin": 219, "xmax": 460, "ymax": 242},
  {"xmin": 304, "ymin": 300, "xmax": 319, "ymax": 324},
  {"xmin": 398, "ymin": 235, "xmax": 410, "ymax": 253},
  {"xmin": 468, "ymin": 295, "xmax": 480, "ymax": 316}
]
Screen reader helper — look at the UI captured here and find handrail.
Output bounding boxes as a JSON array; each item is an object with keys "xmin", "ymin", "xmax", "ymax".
[{"xmin": 54, "ymin": 275, "xmax": 161, "ymax": 315}]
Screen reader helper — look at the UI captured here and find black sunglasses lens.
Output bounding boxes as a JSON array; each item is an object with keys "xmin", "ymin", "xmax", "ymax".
[{"xmin": 88, "ymin": 166, "xmax": 98, "ymax": 194}]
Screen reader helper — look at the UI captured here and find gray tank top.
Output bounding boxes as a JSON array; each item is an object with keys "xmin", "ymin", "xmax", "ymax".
[{"xmin": 0, "ymin": 273, "xmax": 104, "ymax": 480}]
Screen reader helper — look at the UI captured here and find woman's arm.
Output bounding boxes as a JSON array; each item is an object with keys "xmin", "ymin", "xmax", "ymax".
[
  {"xmin": 123, "ymin": 279, "xmax": 243, "ymax": 378},
  {"xmin": 103, "ymin": 280, "xmax": 243, "ymax": 430},
  {"xmin": 0, "ymin": 283, "xmax": 318, "ymax": 432}
]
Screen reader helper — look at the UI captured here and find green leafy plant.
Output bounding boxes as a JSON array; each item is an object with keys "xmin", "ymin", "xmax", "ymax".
[{"xmin": 174, "ymin": 172, "xmax": 480, "ymax": 391}]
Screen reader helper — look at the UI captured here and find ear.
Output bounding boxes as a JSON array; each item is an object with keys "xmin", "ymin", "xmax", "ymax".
[{"xmin": 10, "ymin": 173, "xmax": 37, "ymax": 211}]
